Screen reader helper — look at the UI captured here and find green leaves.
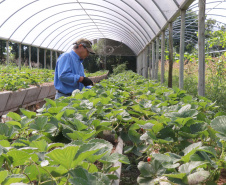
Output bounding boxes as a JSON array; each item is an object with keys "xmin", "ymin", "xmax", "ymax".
[
  {"xmin": 69, "ymin": 167, "xmax": 111, "ymax": 185},
  {"xmin": 0, "ymin": 171, "xmax": 8, "ymax": 184},
  {"xmin": 210, "ymin": 116, "xmax": 226, "ymax": 140},
  {"xmin": 30, "ymin": 116, "xmax": 57, "ymax": 133},
  {"xmin": 20, "ymin": 108, "xmax": 36, "ymax": 118},
  {"xmin": 187, "ymin": 170, "xmax": 210, "ymax": 185},
  {"xmin": 165, "ymin": 104, "xmax": 198, "ymax": 118},
  {"xmin": 69, "ymin": 167, "xmax": 97, "ymax": 185},
  {"xmin": 46, "ymin": 145, "xmax": 80, "ymax": 170},
  {"xmin": 178, "ymin": 161, "xmax": 208, "ymax": 174},
  {"xmin": 181, "ymin": 142, "xmax": 202, "ymax": 162},
  {"xmin": 30, "ymin": 140, "xmax": 48, "ymax": 152},
  {"xmin": 7, "ymin": 150, "xmax": 38, "ymax": 167},
  {"xmin": 67, "ymin": 130, "xmax": 96, "ymax": 141},
  {"xmin": 138, "ymin": 160, "xmax": 165, "ymax": 178},
  {"xmin": 128, "ymin": 130, "xmax": 141, "ymax": 144},
  {"xmin": 1, "ymin": 174, "xmax": 26, "ymax": 185},
  {"xmin": 6, "ymin": 112, "xmax": 21, "ymax": 121}
]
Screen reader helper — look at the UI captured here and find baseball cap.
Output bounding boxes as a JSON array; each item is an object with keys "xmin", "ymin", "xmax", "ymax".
[{"xmin": 73, "ymin": 38, "xmax": 95, "ymax": 54}]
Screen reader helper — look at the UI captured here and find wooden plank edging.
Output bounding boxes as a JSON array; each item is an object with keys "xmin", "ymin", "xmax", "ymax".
[{"xmin": 111, "ymin": 136, "xmax": 124, "ymax": 185}]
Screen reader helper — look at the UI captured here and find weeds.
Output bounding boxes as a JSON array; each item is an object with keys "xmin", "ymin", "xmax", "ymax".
[{"xmin": 160, "ymin": 54, "xmax": 226, "ymax": 111}]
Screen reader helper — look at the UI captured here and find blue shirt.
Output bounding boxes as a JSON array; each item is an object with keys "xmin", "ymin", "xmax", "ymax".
[{"xmin": 54, "ymin": 50, "xmax": 85, "ymax": 94}]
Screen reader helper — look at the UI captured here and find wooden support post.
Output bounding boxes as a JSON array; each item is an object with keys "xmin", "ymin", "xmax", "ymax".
[
  {"xmin": 44, "ymin": 49, "xmax": 47, "ymax": 69},
  {"xmin": 198, "ymin": 0, "xmax": 206, "ymax": 96},
  {"xmin": 152, "ymin": 41, "xmax": 155, "ymax": 80},
  {"xmin": 50, "ymin": 50, "xmax": 53, "ymax": 70},
  {"xmin": 179, "ymin": 9, "xmax": 186, "ymax": 89},
  {"xmin": 155, "ymin": 37, "xmax": 159, "ymax": 80},
  {"xmin": 161, "ymin": 31, "xmax": 165, "ymax": 84},
  {"xmin": 37, "ymin": 48, "xmax": 39, "ymax": 69},
  {"xmin": 168, "ymin": 22, "xmax": 173, "ymax": 88},
  {"xmin": 29, "ymin": 46, "xmax": 32, "ymax": 69},
  {"xmin": 18, "ymin": 43, "xmax": 21, "ymax": 70}
]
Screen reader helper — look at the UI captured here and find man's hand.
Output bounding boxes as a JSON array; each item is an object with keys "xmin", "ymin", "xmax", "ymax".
[{"xmin": 81, "ymin": 77, "xmax": 93, "ymax": 86}]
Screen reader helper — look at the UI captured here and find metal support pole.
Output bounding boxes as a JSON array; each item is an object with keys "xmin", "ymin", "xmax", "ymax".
[
  {"xmin": 147, "ymin": 44, "xmax": 150, "ymax": 78},
  {"xmin": 140, "ymin": 52, "xmax": 143, "ymax": 75},
  {"xmin": 198, "ymin": 0, "xmax": 206, "ymax": 96},
  {"xmin": 136, "ymin": 56, "xmax": 138, "ymax": 73},
  {"xmin": 44, "ymin": 49, "xmax": 47, "ymax": 69},
  {"xmin": 104, "ymin": 38, "xmax": 106, "ymax": 70},
  {"xmin": 37, "ymin": 48, "xmax": 39, "ymax": 69},
  {"xmin": 168, "ymin": 22, "xmax": 173, "ymax": 88},
  {"xmin": 18, "ymin": 43, "xmax": 21, "ymax": 70},
  {"xmin": 152, "ymin": 41, "xmax": 155, "ymax": 80},
  {"xmin": 50, "ymin": 50, "xmax": 53, "ymax": 70},
  {"xmin": 149, "ymin": 44, "xmax": 152, "ymax": 79},
  {"xmin": 161, "ymin": 31, "xmax": 165, "ymax": 84},
  {"xmin": 29, "ymin": 46, "xmax": 32, "ymax": 69},
  {"xmin": 155, "ymin": 37, "xmax": 159, "ymax": 80},
  {"xmin": 137, "ymin": 54, "xmax": 140, "ymax": 75},
  {"xmin": 55, "ymin": 51, "xmax": 58, "ymax": 65},
  {"xmin": 6, "ymin": 40, "xmax": 9, "ymax": 65},
  {"xmin": 142, "ymin": 51, "xmax": 144, "ymax": 76},
  {"xmin": 179, "ymin": 9, "xmax": 186, "ymax": 89}
]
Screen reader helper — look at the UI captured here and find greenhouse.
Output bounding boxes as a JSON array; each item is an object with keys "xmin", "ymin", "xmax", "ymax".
[{"xmin": 0, "ymin": 0, "xmax": 226, "ymax": 184}]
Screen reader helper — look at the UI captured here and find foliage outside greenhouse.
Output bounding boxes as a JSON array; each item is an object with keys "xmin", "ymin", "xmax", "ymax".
[
  {"xmin": 0, "ymin": 71, "xmax": 225, "ymax": 184},
  {"xmin": 162, "ymin": 27, "xmax": 226, "ymax": 112}
]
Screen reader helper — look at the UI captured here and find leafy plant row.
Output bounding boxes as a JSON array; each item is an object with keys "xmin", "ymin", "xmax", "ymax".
[
  {"xmin": 0, "ymin": 65, "xmax": 54, "ymax": 91},
  {"xmin": 85, "ymin": 70, "xmax": 108, "ymax": 77},
  {"xmin": 0, "ymin": 96, "xmax": 130, "ymax": 184},
  {"xmin": 99, "ymin": 71, "xmax": 226, "ymax": 185},
  {"xmin": 0, "ymin": 70, "xmax": 225, "ymax": 184},
  {"xmin": 0, "ymin": 65, "xmax": 108, "ymax": 91}
]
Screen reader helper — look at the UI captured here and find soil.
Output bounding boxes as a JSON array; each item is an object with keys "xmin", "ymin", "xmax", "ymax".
[
  {"xmin": 120, "ymin": 163, "xmax": 140, "ymax": 185},
  {"xmin": 119, "ymin": 152, "xmax": 142, "ymax": 185},
  {"xmin": 217, "ymin": 169, "xmax": 226, "ymax": 185}
]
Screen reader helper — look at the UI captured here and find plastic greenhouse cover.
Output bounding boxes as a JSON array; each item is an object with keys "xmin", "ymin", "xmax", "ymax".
[
  {"xmin": 191, "ymin": 0, "xmax": 226, "ymax": 26},
  {"xmin": 0, "ymin": 0, "xmax": 194, "ymax": 55}
]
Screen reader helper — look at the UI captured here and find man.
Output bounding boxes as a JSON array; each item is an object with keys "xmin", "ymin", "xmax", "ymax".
[{"xmin": 54, "ymin": 38, "xmax": 95, "ymax": 99}]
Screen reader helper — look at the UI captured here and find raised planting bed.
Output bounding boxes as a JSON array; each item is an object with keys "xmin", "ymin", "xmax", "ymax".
[
  {"xmin": 0, "ymin": 91, "xmax": 11, "ymax": 113},
  {"xmin": 3, "ymin": 88, "xmax": 28, "ymax": 114},
  {"xmin": 89, "ymin": 71, "xmax": 109, "ymax": 83},
  {"xmin": 0, "ymin": 83, "xmax": 54, "ymax": 116},
  {"xmin": 36, "ymin": 83, "xmax": 53, "ymax": 103},
  {"xmin": 22, "ymin": 86, "xmax": 42, "ymax": 106}
]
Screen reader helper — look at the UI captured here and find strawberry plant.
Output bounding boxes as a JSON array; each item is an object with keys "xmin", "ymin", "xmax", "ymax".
[
  {"xmin": 0, "ymin": 70, "xmax": 225, "ymax": 184},
  {"xmin": 0, "ymin": 65, "xmax": 108, "ymax": 91}
]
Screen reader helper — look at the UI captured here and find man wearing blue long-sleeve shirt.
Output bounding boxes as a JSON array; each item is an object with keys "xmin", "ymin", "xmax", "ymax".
[{"xmin": 54, "ymin": 38, "xmax": 95, "ymax": 99}]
